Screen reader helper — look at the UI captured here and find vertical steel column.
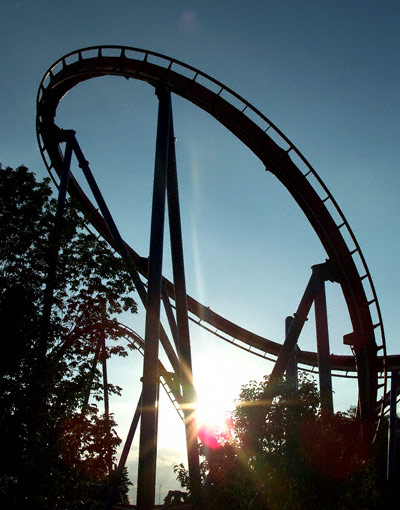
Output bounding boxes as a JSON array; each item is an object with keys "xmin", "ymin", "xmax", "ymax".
[
  {"xmin": 285, "ymin": 315, "xmax": 298, "ymax": 456},
  {"xmin": 101, "ymin": 329, "xmax": 113, "ymax": 473},
  {"xmin": 312, "ymin": 266, "xmax": 334, "ymax": 414},
  {"xmin": 82, "ymin": 337, "xmax": 102, "ymax": 411},
  {"xmin": 137, "ymin": 88, "xmax": 171, "ymax": 510},
  {"xmin": 101, "ymin": 334, "xmax": 109, "ymax": 417},
  {"xmin": 387, "ymin": 370, "xmax": 398, "ymax": 482},
  {"xmin": 166, "ymin": 114, "xmax": 201, "ymax": 505},
  {"xmin": 34, "ymin": 136, "xmax": 73, "ymax": 456},
  {"xmin": 285, "ymin": 315, "xmax": 298, "ymax": 394},
  {"xmin": 100, "ymin": 304, "xmax": 113, "ymax": 474},
  {"xmin": 39, "ymin": 137, "xmax": 73, "ymax": 359}
]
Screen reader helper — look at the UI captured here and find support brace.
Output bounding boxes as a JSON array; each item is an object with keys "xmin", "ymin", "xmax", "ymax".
[{"xmin": 267, "ymin": 261, "xmax": 335, "ymax": 413}]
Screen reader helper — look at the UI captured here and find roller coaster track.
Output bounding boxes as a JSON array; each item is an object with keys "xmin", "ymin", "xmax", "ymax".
[{"xmin": 36, "ymin": 45, "xmax": 399, "ymax": 431}]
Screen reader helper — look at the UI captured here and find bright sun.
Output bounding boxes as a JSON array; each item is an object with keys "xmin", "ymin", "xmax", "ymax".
[
  {"xmin": 192, "ymin": 353, "xmax": 238, "ymax": 446},
  {"xmin": 195, "ymin": 398, "xmax": 232, "ymax": 449},
  {"xmin": 196, "ymin": 398, "xmax": 229, "ymax": 432}
]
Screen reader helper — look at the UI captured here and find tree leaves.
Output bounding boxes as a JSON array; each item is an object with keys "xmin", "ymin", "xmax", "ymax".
[
  {"xmin": 0, "ymin": 164, "xmax": 136, "ymax": 508},
  {"xmin": 175, "ymin": 372, "xmax": 393, "ymax": 509}
]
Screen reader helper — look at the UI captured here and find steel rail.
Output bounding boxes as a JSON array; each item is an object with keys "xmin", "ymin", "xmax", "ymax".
[{"xmin": 36, "ymin": 45, "xmax": 387, "ymax": 427}]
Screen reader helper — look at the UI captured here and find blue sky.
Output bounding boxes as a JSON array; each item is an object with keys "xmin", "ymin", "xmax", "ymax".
[{"xmin": 2, "ymin": 0, "xmax": 400, "ymax": 502}]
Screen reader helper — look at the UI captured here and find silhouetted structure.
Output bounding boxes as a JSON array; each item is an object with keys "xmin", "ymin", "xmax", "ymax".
[{"xmin": 36, "ymin": 45, "xmax": 399, "ymax": 508}]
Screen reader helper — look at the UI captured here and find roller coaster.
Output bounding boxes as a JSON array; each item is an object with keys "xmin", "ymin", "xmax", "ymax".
[{"xmin": 36, "ymin": 46, "xmax": 400, "ymax": 509}]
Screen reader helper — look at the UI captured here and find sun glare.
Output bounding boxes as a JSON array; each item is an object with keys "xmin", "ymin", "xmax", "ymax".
[
  {"xmin": 195, "ymin": 395, "xmax": 233, "ymax": 449},
  {"xmin": 192, "ymin": 354, "xmax": 240, "ymax": 448},
  {"xmin": 197, "ymin": 399, "xmax": 228, "ymax": 431}
]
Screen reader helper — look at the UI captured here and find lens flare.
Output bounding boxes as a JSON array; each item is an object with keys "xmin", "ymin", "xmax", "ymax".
[{"xmin": 195, "ymin": 400, "xmax": 232, "ymax": 449}]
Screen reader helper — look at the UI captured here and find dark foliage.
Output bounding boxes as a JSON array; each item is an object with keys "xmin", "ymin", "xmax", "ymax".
[
  {"xmin": 176, "ymin": 373, "xmax": 399, "ymax": 509},
  {"xmin": 0, "ymin": 165, "xmax": 136, "ymax": 508}
]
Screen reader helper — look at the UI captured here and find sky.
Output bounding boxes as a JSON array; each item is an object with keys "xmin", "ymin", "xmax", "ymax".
[{"xmin": 2, "ymin": 0, "xmax": 400, "ymax": 503}]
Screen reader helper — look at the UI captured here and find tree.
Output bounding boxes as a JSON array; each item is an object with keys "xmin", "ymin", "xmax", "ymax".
[{"xmin": 0, "ymin": 164, "xmax": 137, "ymax": 508}]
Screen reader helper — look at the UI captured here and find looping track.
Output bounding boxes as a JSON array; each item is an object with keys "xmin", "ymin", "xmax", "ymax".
[{"xmin": 36, "ymin": 45, "xmax": 396, "ymax": 427}]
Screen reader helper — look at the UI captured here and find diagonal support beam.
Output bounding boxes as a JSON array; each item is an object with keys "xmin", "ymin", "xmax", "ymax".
[
  {"xmin": 166, "ymin": 112, "xmax": 201, "ymax": 505},
  {"xmin": 267, "ymin": 272, "xmax": 315, "ymax": 394},
  {"xmin": 117, "ymin": 392, "xmax": 142, "ymax": 474},
  {"xmin": 266, "ymin": 261, "xmax": 335, "ymax": 410}
]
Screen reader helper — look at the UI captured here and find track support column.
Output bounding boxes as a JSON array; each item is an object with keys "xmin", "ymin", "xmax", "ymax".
[
  {"xmin": 39, "ymin": 135, "xmax": 73, "ymax": 360},
  {"xmin": 312, "ymin": 263, "xmax": 334, "ymax": 414},
  {"xmin": 285, "ymin": 315, "xmax": 298, "ymax": 394},
  {"xmin": 137, "ymin": 87, "xmax": 171, "ymax": 510},
  {"xmin": 387, "ymin": 370, "xmax": 399, "ymax": 482},
  {"xmin": 285, "ymin": 315, "xmax": 298, "ymax": 456}
]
